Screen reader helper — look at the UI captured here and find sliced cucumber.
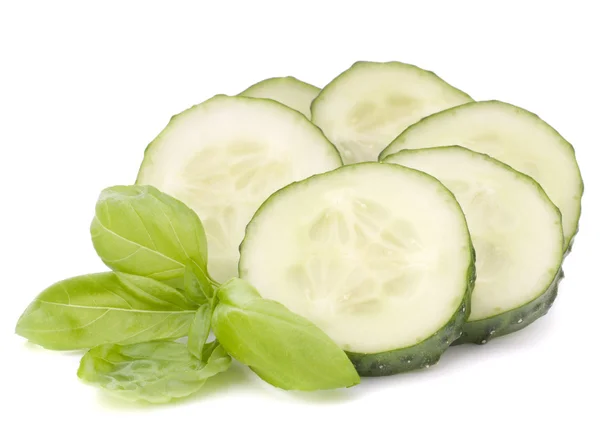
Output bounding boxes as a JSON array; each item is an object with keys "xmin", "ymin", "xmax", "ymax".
[
  {"xmin": 379, "ymin": 101, "xmax": 583, "ymax": 250},
  {"xmin": 239, "ymin": 163, "xmax": 475, "ymax": 376},
  {"xmin": 136, "ymin": 95, "xmax": 342, "ymax": 283},
  {"xmin": 310, "ymin": 61, "xmax": 472, "ymax": 164},
  {"xmin": 384, "ymin": 147, "xmax": 564, "ymax": 344},
  {"xmin": 239, "ymin": 77, "xmax": 320, "ymax": 119}
]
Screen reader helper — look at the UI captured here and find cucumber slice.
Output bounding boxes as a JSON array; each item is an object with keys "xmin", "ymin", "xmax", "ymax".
[
  {"xmin": 239, "ymin": 77, "xmax": 320, "ymax": 119},
  {"xmin": 379, "ymin": 101, "xmax": 583, "ymax": 250},
  {"xmin": 136, "ymin": 95, "xmax": 342, "ymax": 283},
  {"xmin": 384, "ymin": 147, "xmax": 564, "ymax": 344},
  {"xmin": 310, "ymin": 61, "xmax": 472, "ymax": 164},
  {"xmin": 239, "ymin": 163, "xmax": 475, "ymax": 376}
]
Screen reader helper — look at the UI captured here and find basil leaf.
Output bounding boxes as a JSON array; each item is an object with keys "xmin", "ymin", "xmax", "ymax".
[
  {"xmin": 187, "ymin": 300, "xmax": 215, "ymax": 361},
  {"xmin": 91, "ymin": 185, "xmax": 212, "ymax": 293},
  {"xmin": 15, "ymin": 272, "xmax": 197, "ymax": 350},
  {"xmin": 78, "ymin": 340, "xmax": 231, "ymax": 403},
  {"xmin": 212, "ymin": 278, "xmax": 360, "ymax": 391},
  {"xmin": 184, "ymin": 263, "xmax": 212, "ymax": 305}
]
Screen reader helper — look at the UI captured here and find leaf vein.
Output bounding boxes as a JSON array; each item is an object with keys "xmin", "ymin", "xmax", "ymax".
[
  {"xmin": 93, "ymin": 217, "xmax": 183, "ymax": 268},
  {"xmin": 36, "ymin": 300, "xmax": 196, "ymax": 314}
]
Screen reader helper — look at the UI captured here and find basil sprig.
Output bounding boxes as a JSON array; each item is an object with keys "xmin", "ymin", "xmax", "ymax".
[{"xmin": 16, "ymin": 184, "xmax": 360, "ymax": 403}]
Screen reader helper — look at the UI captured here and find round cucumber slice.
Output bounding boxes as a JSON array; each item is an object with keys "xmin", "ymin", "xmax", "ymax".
[
  {"xmin": 136, "ymin": 95, "xmax": 342, "ymax": 283},
  {"xmin": 239, "ymin": 76, "xmax": 320, "ymax": 119},
  {"xmin": 239, "ymin": 163, "xmax": 475, "ymax": 376},
  {"xmin": 310, "ymin": 61, "xmax": 472, "ymax": 164},
  {"xmin": 384, "ymin": 147, "xmax": 564, "ymax": 344},
  {"xmin": 379, "ymin": 101, "xmax": 583, "ymax": 251}
]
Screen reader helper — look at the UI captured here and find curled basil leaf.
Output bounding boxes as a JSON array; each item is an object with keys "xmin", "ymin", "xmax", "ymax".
[
  {"xmin": 15, "ymin": 272, "xmax": 197, "ymax": 350},
  {"xmin": 91, "ymin": 185, "xmax": 213, "ymax": 295},
  {"xmin": 212, "ymin": 278, "xmax": 360, "ymax": 391},
  {"xmin": 187, "ymin": 300, "xmax": 214, "ymax": 361},
  {"xmin": 78, "ymin": 340, "xmax": 231, "ymax": 403}
]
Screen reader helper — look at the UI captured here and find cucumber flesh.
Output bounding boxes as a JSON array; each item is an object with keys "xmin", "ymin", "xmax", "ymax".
[
  {"xmin": 384, "ymin": 147, "xmax": 563, "ymax": 343},
  {"xmin": 379, "ymin": 101, "xmax": 583, "ymax": 251},
  {"xmin": 310, "ymin": 61, "xmax": 472, "ymax": 164},
  {"xmin": 239, "ymin": 77, "xmax": 320, "ymax": 119},
  {"xmin": 239, "ymin": 163, "xmax": 474, "ymax": 375},
  {"xmin": 136, "ymin": 95, "xmax": 342, "ymax": 283}
]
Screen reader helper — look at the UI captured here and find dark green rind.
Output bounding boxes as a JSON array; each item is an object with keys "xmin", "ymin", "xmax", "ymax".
[
  {"xmin": 347, "ymin": 247, "xmax": 476, "ymax": 377},
  {"xmin": 454, "ymin": 268, "xmax": 564, "ymax": 345},
  {"xmin": 563, "ymin": 228, "xmax": 578, "ymax": 258}
]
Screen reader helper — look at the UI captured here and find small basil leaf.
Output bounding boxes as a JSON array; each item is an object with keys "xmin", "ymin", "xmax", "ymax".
[
  {"xmin": 200, "ymin": 342, "xmax": 231, "ymax": 377},
  {"xmin": 201, "ymin": 339, "xmax": 221, "ymax": 360},
  {"xmin": 77, "ymin": 340, "xmax": 231, "ymax": 403},
  {"xmin": 212, "ymin": 278, "xmax": 360, "ymax": 391},
  {"xmin": 184, "ymin": 263, "xmax": 213, "ymax": 305},
  {"xmin": 15, "ymin": 272, "xmax": 197, "ymax": 350},
  {"xmin": 187, "ymin": 299, "xmax": 215, "ymax": 360},
  {"xmin": 91, "ymin": 185, "xmax": 211, "ymax": 291}
]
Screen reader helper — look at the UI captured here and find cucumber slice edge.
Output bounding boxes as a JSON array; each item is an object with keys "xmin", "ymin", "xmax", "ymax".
[
  {"xmin": 378, "ymin": 100, "xmax": 583, "ymax": 251},
  {"xmin": 455, "ymin": 268, "xmax": 563, "ymax": 345},
  {"xmin": 348, "ymin": 246, "xmax": 475, "ymax": 376},
  {"xmin": 384, "ymin": 146, "xmax": 564, "ymax": 343},
  {"xmin": 239, "ymin": 77, "xmax": 321, "ymax": 119}
]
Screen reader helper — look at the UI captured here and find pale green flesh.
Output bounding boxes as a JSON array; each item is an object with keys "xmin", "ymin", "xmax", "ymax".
[
  {"xmin": 240, "ymin": 163, "xmax": 472, "ymax": 355},
  {"xmin": 137, "ymin": 95, "xmax": 342, "ymax": 283},
  {"xmin": 384, "ymin": 147, "xmax": 563, "ymax": 322},
  {"xmin": 379, "ymin": 101, "xmax": 583, "ymax": 250},
  {"xmin": 311, "ymin": 61, "xmax": 472, "ymax": 164},
  {"xmin": 239, "ymin": 77, "xmax": 320, "ymax": 119}
]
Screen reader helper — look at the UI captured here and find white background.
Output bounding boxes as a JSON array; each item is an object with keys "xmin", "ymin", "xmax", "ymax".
[{"xmin": 1, "ymin": 1, "xmax": 598, "ymax": 424}]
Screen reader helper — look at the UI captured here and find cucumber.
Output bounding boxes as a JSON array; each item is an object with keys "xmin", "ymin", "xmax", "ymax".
[
  {"xmin": 310, "ymin": 61, "xmax": 472, "ymax": 164},
  {"xmin": 384, "ymin": 147, "xmax": 564, "ymax": 344},
  {"xmin": 239, "ymin": 77, "xmax": 320, "ymax": 119},
  {"xmin": 136, "ymin": 95, "xmax": 342, "ymax": 283},
  {"xmin": 239, "ymin": 162, "xmax": 475, "ymax": 376},
  {"xmin": 379, "ymin": 101, "xmax": 583, "ymax": 251}
]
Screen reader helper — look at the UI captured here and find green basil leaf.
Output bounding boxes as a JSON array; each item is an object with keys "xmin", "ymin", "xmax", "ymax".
[
  {"xmin": 91, "ymin": 185, "xmax": 212, "ymax": 292},
  {"xmin": 78, "ymin": 340, "xmax": 231, "ymax": 403},
  {"xmin": 187, "ymin": 299, "xmax": 214, "ymax": 360},
  {"xmin": 212, "ymin": 278, "xmax": 360, "ymax": 391},
  {"xmin": 15, "ymin": 272, "xmax": 197, "ymax": 350},
  {"xmin": 184, "ymin": 263, "xmax": 212, "ymax": 305}
]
